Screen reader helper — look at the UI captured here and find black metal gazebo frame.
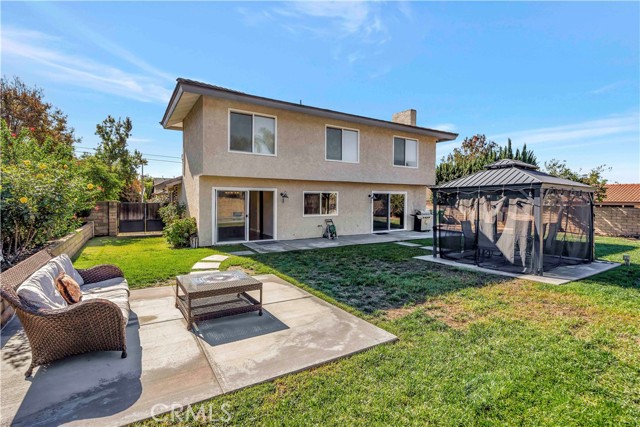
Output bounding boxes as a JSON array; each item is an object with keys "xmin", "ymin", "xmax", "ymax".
[{"xmin": 432, "ymin": 160, "xmax": 595, "ymax": 276}]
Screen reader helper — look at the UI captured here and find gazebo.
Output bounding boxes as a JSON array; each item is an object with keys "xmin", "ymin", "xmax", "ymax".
[{"xmin": 432, "ymin": 159, "xmax": 595, "ymax": 275}]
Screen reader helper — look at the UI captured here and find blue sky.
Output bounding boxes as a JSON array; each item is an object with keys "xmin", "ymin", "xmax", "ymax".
[{"xmin": 2, "ymin": 1, "xmax": 639, "ymax": 182}]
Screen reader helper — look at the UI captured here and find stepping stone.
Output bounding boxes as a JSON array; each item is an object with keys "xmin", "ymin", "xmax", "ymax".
[
  {"xmin": 190, "ymin": 269, "xmax": 218, "ymax": 274},
  {"xmin": 192, "ymin": 262, "xmax": 221, "ymax": 270},
  {"xmin": 394, "ymin": 242, "xmax": 421, "ymax": 247},
  {"xmin": 202, "ymin": 254, "xmax": 229, "ymax": 262},
  {"xmin": 420, "ymin": 246, "xmax": 434, "ymax": 250},
  {"xmin": 228, "ymin": 250, "xmax": 255, "ymax": 256}
]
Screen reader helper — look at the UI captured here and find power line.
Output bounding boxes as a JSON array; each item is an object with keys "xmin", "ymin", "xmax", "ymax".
[
  {"xmin": 75, "ymin": 150, "xmax": 181, "ymax": 164},
  {"xmin": 75, "ymin": 146, "xmax": 181, "ymax": 160}
]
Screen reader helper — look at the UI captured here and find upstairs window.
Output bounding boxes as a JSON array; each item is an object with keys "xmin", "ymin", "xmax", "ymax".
[
  {"xmin": 229, "ymin": 111, "xmax": 276, "ymax": 155},
  {"xmin": 326, "ymin": 126, "xmax": 359, "ymax": 163},
  {"xmin": 393, "ymin": 137, "xmax": 418, "ymax": 167},
  {"xmin": 303, "ymin": 192, "xmax": 338, "ymax": 216}
]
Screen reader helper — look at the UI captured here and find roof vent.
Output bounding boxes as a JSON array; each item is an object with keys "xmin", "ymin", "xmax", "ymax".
[{"xmin": 484, "ymin": 159, "xmax": 539, "ymax": 170}]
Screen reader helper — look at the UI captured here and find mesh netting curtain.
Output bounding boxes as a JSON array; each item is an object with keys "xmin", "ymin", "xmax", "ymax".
[
  {"xmin": 542, "ymin": 189, "xmax": 592, "ymax": 269},
  {"xmin": 437, "ymin": 187, "xmax": 592, "ymax": 275}
]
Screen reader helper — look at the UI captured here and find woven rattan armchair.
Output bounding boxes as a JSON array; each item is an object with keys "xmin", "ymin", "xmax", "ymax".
[{"xmin": 0, "ymin": 250, "xmax": 128, "ymax": 377}]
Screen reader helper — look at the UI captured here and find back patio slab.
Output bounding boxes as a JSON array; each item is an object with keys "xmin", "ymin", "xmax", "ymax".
[{"xmin": 1, "ymin": 275, "xmax": 396, "ymax": 427}]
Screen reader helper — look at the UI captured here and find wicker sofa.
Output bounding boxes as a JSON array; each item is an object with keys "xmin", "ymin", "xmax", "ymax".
[{"xmin": 0, "ymin": 250, "xmax": 130, "ymax": 377}]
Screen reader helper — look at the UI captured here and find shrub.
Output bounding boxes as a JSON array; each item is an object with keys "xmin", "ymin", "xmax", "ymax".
[
  {"xmin": 163, "ymin": 217, "xmax": 197, "ymax": 248},
  {"xmin": 1, "ymin": 123, "xmax": 97, "ymax": 265},
  {"xmin": 159, "ymin": 202, "xmax": 186, "ymax": 226}
]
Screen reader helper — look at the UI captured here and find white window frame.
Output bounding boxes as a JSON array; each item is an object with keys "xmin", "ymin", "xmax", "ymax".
[
  {"xmin": 302, "ymin": 191, "xmax": 339, "ymax": 217},
  {"xmin": 228, "ymin": 109, "xmax": 278, "ymax": 157},
  {"xmin": 370, "ymin": 190, "xmax": 409, "ymax": 233},
  {"xmin": 392, "ymin": 136, "xmax": 419, "ymax": 168},
  {"xmin": 211, "ymin": 186, "xmax": 278, "ymax": 244},
  {"xmin": 324, "ymin": 125, "xmax": 360, "ymax": 164}
]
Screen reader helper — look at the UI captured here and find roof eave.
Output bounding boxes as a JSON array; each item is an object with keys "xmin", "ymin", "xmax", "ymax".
[{"xmin": 161, "ymin": 79, "xmax": 459, "ymax": 141}]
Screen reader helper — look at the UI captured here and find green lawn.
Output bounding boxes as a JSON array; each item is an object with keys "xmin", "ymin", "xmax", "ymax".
[
  {"xmin": 73, "ymin": 237, "xmax": 245, "ymax": 288},
  {"xmin": 76, "ymin": 236, "xmax": 640, "ymax": 426}
]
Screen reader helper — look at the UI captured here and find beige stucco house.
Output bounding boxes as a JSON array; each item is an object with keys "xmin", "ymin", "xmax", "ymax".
[{"xmin": 161, "ymin": 78, "xmax": 457, "ymax": 246}]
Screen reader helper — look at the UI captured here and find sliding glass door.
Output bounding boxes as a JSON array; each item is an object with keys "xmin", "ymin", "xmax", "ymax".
[
  {"xmin": 372, "ymin": 194, "xmax": 389, "ymax": 231},
  {"xmin": 372, "ymin": 193, "xmax": 406, "ymax": 232},
  {"xmin": 216, "ymin": 190, "xmax": 247, "ymax": 242}
]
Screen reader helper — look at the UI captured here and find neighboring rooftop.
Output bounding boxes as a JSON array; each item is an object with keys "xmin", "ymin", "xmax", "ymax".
[
  {"xmin": 435, "ymin": 159, "xmax": 593, "ymax": 191},
  {"xmin": 160, "ymin": 78, "xmax": 458, "ymax": 142},
  {"xmin": 152, "ymin": 176, "xmax": 182, "ymax": 192},
  {"xmin": 598, "ymin": 183, "xmax": 640, "ymax": 206}
]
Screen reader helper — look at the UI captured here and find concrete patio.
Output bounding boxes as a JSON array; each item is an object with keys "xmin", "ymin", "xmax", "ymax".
[
  {"xmin": 243, "ymin": 230, "xmax": 430, "ymax": 254},
  {"xmin": 1, "ymin": 275, "xmax": 396, "ymax": 427},
  {"xmin": 414, "ymin": 255, "xmax": 620, "ymax": 285}
]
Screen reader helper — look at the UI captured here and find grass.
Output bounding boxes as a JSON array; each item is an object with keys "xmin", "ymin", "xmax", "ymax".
[
  {"xmin": 73, "ymin": 237, "xmax": 245, "ymax": 288},
  {"xmin": 75, "ymin": 235, "xmax": 640, "ymax": 426}
]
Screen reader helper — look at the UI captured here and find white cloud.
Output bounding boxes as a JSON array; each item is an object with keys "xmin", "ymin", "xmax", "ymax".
[
  {"xmin": 589, "ymin": 81, "xmax": 627, "ymax": 95},
  {"xmin": 240, "ymin": 1, "xmax": 391, "ymax": 48},
  {"xmin": 488, "ymin": 113, "xmax": 639, "ymax": 146},
  {"xmin": 273, "ymin": 1, "xmax": 385, "ymax": 39},
  {"xmin": 2, "ymin": 26, "xmax": 172, "ymax": 104},
  {"xmin": 432, "ymin": 123, "xmax": 457, "ymax": 133}
]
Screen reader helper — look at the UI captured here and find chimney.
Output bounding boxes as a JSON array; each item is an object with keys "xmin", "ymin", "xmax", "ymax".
[{"xmin": 392, "ymin": 109, "xmax": 417, "ymax": 126}]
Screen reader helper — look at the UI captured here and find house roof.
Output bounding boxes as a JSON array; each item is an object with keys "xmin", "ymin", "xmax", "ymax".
[
  {"xmin": 599, "ymin": 183, "xmax": 640, "ymax": 204},
  {"xmin": 435, "ymin": 159, "xmax": 593, "ymax": 191},
  {"xmin": 160, "ymin": 78, "xmax": 459, "ymax": 142},
  {"xmin": 152, "ymin": 176, "xmax": 182, "ymax": 192}
]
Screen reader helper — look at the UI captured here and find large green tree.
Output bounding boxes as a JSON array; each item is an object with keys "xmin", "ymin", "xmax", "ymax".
[
  {"xmin": 436, "ymin": 135, "xmax": 538, "ymax": 184},
  {"xmin": 0, "ymin": 76, "xmax": 78, "ymax": 147},
  {"xmin": 94, "ymin": 115, "xmax": 147, "ymax": 201},
  {"xmin": 544, "ymin": 159, "xmax": 610, "ymax": 202}
]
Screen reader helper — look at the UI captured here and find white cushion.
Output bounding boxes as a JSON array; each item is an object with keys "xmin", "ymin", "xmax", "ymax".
[
  {"xmin": 17, "ymin": 263, "xmax": 68, "ymax": 310},
  {"xmin": 51, "ymin": 254, "xmax": 84, "ymax": 286},
  {"xmin": 81, "ymin": 277, "xmax": 129, "ymax": 296},
  {"xmin": 83, "ymin": 289, "xmax": 130, "ymax": 324}
]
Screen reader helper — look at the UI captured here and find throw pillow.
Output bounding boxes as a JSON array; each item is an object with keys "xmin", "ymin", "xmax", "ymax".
[{"xmin": 55, "ymin": 271, "xmax": 83, "ymax": 304}]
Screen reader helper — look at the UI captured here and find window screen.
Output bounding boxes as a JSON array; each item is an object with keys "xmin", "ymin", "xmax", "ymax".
[
  {"xmin": 394, "ymin": 137, "xmax": 417, "ymax": 167},
  {"xmin": 326, "ymin": 127, "xmax": 358, "ymax": 162},
  {"xmin": 230, "ymin": 112, "xmax": 276, "ymax": 155},
  {"xmin": 304, "ymin": 192, "xmax": 338, "ymax": 215},
  {"xmin": 230, "ymin": 112, "xmax": 253, "ymax": 152}
]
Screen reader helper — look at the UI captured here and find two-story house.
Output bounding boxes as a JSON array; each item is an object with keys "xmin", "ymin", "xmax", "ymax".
[{"xmin": 161, "ymin": 78, "xmax": 457, "ymax": 246}]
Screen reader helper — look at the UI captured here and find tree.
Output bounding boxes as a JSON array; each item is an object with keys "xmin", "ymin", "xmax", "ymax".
[
  {"xmin": 0, "ymin": 76, "xmax": 78, "ymax": 147},
  {"xmin": 436, "ymin": 134, "xmax": 539, "ymax": 184},
  {"xmin": 94, "ymin": 116, "xmax": 147, "ymax": 201},
  {"xmin": 77, "ymin": 155, "xmax": 124, "ymax": 201},
  {"xmin": 544, "ymin": 159, "xmax": 610, "ymax": 202},
  {"xmin": 1, "ymin": 121, "xmax": 97, "ymax": 266}
]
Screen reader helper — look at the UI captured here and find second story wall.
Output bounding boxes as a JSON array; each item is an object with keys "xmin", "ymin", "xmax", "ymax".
[{"xmin": 187, "ymin": 95, "xmax": 437, "ymax": 186}]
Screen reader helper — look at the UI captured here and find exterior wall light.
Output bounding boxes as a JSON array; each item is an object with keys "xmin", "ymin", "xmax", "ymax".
[{"xmin": 280, "ymin": 191, "xmax": 289, "ymax": 203}]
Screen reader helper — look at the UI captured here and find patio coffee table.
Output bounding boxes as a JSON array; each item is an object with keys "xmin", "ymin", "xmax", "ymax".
[{"xmin": 175, "ymin": 270, "xmax": 263, "ymax": 329}]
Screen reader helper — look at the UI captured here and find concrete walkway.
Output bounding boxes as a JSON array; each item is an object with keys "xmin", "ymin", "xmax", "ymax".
[
  {"xmin": 1, "ymin": 275, "xmax": 396, "ymax": 427},
  {"xmin": 243, "ymin": 230, "xmax": 430, "ymax": 254}
]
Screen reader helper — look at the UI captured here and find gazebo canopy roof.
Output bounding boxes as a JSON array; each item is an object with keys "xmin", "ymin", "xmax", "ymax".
[{"xmin": 435, "ymin": 159, "xmax": 593, "ymax": 191}]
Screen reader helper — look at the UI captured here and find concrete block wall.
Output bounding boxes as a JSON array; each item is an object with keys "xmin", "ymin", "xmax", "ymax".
[
  {"xmin": 594, "ymin": 206, "xmax": 640, "ymax": 237},
  {"xmin": 49, "ymin": 223, "xmax": 95, "ymax": 259},
  {"xmin": 1, "ymin": 223, "xmax": 95, "ymax": 327},
  {"xmin": 85, "ymin": 201, "xmax": 119, "ymax": 236}
]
